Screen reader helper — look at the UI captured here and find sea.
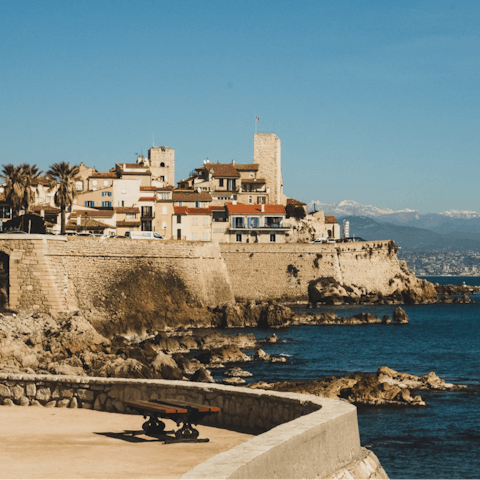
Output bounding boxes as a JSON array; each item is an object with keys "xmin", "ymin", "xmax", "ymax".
[{"xmin": 212, "ymin": 276, "xmax": 480, "ymax": 479}]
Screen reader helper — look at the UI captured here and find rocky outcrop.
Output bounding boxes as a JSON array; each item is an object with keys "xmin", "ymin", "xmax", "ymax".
[
  {"xmin": 308, "ymin": 263, "xmax": 440, "ymax": 306},
  {"xmin": 435, "ymin": 284, "xmax": 480, "ymax": 295},
  {"xmin": 250, "ymin": 367, "xmax": 467, "ymax": 407},
  {"xmin": 291, "ymin": 310, "xmax": 406, "ymax": 326}
]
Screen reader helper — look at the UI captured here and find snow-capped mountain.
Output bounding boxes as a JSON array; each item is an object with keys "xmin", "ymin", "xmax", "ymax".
[
  {"xmin": 439, "ymin": 210, "xmax": 480, "ymax": 219},
  {"xmin": 307, "ymin": 199, "xmax": 417, "ymax": 218}
]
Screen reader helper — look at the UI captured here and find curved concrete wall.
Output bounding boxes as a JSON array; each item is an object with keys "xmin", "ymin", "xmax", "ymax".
[{"xmin": 0, "ymin": 374, "xmax": 378, "ymax": 479}]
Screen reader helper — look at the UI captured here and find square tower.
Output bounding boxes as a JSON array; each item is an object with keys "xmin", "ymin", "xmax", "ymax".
[
  {"xmin": 147, "ymin": 146, "xmax": 175, "ymax": 187},
  {"xmin": 253, "ymin": 133, "xmax": 285, "ymax": 204}
]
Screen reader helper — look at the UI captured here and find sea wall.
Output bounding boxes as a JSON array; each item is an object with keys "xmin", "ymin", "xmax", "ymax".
[
  {"xmin": 0, "ymin": 373, "xmax": 387, "ymax": 479},
  {"xmin": 0, "ymin": 235, "xmax": 408, "ymax": 320},
  {"xmin": 220, "ymin": 240, "xmax": 402, "ymax": 302}
]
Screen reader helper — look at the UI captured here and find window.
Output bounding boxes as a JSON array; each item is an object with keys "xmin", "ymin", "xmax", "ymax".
[
  {"xmin": 142, "ymin": 220, "xmax": 152, "ymax": 231},
  {"xmin": 203, "ymin": 217, "xmax": 208, "ymax": 226},
  {"xmin": 227, "ymin": 179, "xmax": 236, "ymax": 191},
  {"xmin": 84, "ymin": 201, "xmax": 94, "ymax": 207},
  {"xmin": 232, "ymin": 217, "xmax": 244, "ymax": 228},
  {"xmin": 257, "ymin": 196, "xmax": 266, "ymax": 204},
  {"xmin": 265, "ymin": 217, "xmax": 283, "ymax": 228},
  {"xmin": 248, "ymin": 196, "xmax": 253, "ymax": 204},
  {"xmin": 235, "ymin": 232, "xmax": 242, "ymax": 242},
  {"xmin": 270, "ymin": 232, "xmax": 276, "ymax": 243},
  {"xmin": 176, "ymin": 215, "xmax": 182, "ymax": 224},
  {"xmin": 178, "ymin": 201, "xmax": 183, "ymax": 206},
  {"xmin": 195, "ymin": 201, "xmax": 200, "ymax": 208},
  {"xmin": 203, "ymin": 232, "xmax": 209, "ymax": 241},
  {"xmin": 102, "ymin": 201, "xmax": 112, "ymax": 207},
  {"xmin": 75, "ymin": 181, "xmax": 83, "ymax": 191},
  {"xmin": 192, "ymin": 232, "xmax": 197, "ymax": 241},
  {"xmin": 219, "ymin": 179, "xmax": 224, "ymax": 187},
  {"xmin": 126, "ymin": 213, "xmax": 136, "ymax": 220},
  {"xmin": 193, "ymin": 217, "xmax": 197, "ymax": 226},
  {"xmin": 102, "ymin": 191, "xmax": 112, "ymax": 197},
  {"xmin": 118, "ymin": 200, "xmax": 125, "ymax": 207},
  {"xmin": 248, "ymin": 217, "xmax": 260, "ymax": 228},
  {"xmin": 160, "ymin": 176, "xmax": 165, "ymax": 182},
  {"xmin": 103, "ymin": 180, "xmax": 109, "ymax": 186},
  {"xmin": 141, "ymin": 206, "xmax": 153, "ymax": 217},
  {"xmin": 162, "ymin": 206, "xmax": 167, "ymax": 215},
  {"xmin": 157, "ymin": 192, "xmax": 170, "ymax": 200},
  {"xmin": 177, "ymin": 229, "xmax": 182, "ymax": 240},
  {"xmin": 92, "ymin": 180, "xmax": 97, "ymax": 186},
  {"xmin": 160, "ymin": 162, "xmax": 165, "ymax": 167}
]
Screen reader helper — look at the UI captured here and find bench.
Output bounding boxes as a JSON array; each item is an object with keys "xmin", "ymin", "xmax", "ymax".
[{"xmin": 124, "ymin": 399, "xmax": 221, "ymax": 443}]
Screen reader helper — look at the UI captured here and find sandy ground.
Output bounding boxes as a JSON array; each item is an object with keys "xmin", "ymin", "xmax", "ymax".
[{"xmin": 0, "ymin": 405, "xmax": 253, "ymax": 479}]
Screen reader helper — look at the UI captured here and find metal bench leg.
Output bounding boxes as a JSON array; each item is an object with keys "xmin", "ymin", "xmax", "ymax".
[
  {"xmin": 174, "ymin": 422, "xmax": 200, "ymax": 440},
  {"xmin": 142, "ymin": 415, "xmax": 166, "ymax": 435}
]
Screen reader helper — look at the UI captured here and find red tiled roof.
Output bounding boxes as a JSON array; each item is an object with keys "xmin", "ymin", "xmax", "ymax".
[
  {"xmin": 225, "ymin": 203, "xmax": 285, "ymax": 214},
  {"xmin": 172, "ymin": 191, "xmax": 212, "ymax": 202},
  {"xmin": 138, "ymin": 197, "xmax": 155, "ymax": 202},
  {"xmin": 140, "ymin": 186, "xmax": 157, "ymax": 191},
  {"xmin": 116, "ymin": 163, "xmax": 149, "ymax": 169},
  {"xmin": 89, "ymin": 172, "xmax": 117, "ymax": 179},
  {"xmin": 31, "ymin": 177, "xmax": 51, "ymax": 186},
  {"xmin": 66, "ymin": 218, "xmax": 112, "ymax": 229},
  {"xmin": 234, "ymin": 164, "xmax": 259, "ymax": 171},
  {"xmin": 70, "ymin": 210, "xmax": 115, "ymax": 218},
  {"xmin": 114, "ymin": 207, "xmax": 140, "ymax": 214},
  {"xmin": 202, "ymin": 163, "xmax": 240, "ymax": 178},
  {"xmin": 287, "ymin": 198, "xmax": 306, "ymax": 206},
  {"xmin": 325, "ymin": 215, "xmax": 338, "ymax": 224},
  {"xmin": 241, "ymin": 178, "xmax": 266, "ymax": 184},
  {"xmin": 116, "ymin": 221, "xmax": 141, "ymax": 227},
  {"xmin": 30, "ymin": 205, "xmax": 60, "ymax": 214},
  {"xmin": 174, "ymin": 207, "xmax": 212, "ymax": 215}
]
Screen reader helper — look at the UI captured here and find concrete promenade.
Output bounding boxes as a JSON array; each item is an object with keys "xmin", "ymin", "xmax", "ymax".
[{"xmin": 0, "ymin": 406, "xmax": 253, "ymax": 479}]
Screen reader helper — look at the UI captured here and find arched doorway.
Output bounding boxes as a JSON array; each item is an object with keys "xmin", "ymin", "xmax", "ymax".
[{"xmin": 0, "ymin": 251, "xmax": 9, "ymax": 309}]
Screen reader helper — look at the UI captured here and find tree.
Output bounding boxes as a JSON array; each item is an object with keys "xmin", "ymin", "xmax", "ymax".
[
  {"xmin": 286, "ymin": 203, "xmax": 306, "ymax": 220},
  {"xmin": 19, "ymin": 163, "xmax": 42, "ymax": 213},
  {"xmin": 46, "ymin": 162, "xmax": 80, "ymax": 235}
]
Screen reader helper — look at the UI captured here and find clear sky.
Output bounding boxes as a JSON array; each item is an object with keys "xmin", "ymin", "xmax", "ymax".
[{"xmin": 1, "ymin": 0, "xmax": 479, "ymax": 213}]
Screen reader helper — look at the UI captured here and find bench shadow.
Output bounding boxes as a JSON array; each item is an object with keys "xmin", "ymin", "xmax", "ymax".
[{"xmin": 94, "ymin": 429, "xmax": 176, "ymax": 443}]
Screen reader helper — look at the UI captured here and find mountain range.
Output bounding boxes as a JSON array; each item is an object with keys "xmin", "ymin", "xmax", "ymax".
[{"xmin": 307, "ymin": 200, "xmax": 480, "ymax": 251}]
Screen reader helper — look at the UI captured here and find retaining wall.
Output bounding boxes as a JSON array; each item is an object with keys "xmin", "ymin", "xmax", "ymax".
[{"xmin": 0, "ymin": 374, "xmax": 386, "ymax": 479}]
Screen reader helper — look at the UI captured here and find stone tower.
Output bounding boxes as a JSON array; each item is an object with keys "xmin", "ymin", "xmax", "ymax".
[
  {"xmin": 253, "ymin": 133, "xmax": 286, "ymax": 204},
  {"xmin": 147, "ymin": 146, "xmax": 175, "ymax": 187}
]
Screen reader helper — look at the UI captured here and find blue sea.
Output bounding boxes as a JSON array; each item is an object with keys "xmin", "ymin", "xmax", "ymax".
[{"xmin": 214, "ymin": 276, "xmax": 480, "ymax": 479}]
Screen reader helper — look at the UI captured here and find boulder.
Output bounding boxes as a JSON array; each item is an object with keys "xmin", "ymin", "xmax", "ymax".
[
  {"xmin": 224, "ymin": 367, "xmax": 253, "ymax": 378},
  {"xmin": 196, "ymin": 345, "xmax": 251, "ymax": 365},
  {"xmin": 150, "ymin": 352, "xmax": 183, "ymax": 380},
  {"xmin": 393, "ymin": 307, "xmax": 409, "ymax": 324},
  {"xmin": 190, "ymin": 367, "xmax": 215, "ymax": 383}
]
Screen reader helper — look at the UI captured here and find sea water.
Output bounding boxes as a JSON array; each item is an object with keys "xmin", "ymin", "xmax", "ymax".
[{"xmin": 215, "ymin": 276, "xmax": 480, "ymax": 479}]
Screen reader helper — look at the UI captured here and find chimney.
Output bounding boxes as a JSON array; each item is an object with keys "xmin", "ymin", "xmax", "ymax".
[{"xmin": 261, "ymin": 204, "xmax": 265, "ymax": 212}]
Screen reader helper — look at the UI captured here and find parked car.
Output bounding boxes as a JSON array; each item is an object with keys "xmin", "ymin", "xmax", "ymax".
[
  {"xmin": 125, "ymin": 231, "xmax": 165, "ymax": 240},
  {"xmin": 310, "ymin": 238, "xmax": 327, "ymax": 244},
  {"xmin": 343, "ymin": 237, "xmax": 366, "ymax": 243}
]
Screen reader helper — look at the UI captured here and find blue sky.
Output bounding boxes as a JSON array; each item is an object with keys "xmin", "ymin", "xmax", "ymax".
[{"xmin": 1, "ymin": 0, "xmax": 479, "ymax": 213}]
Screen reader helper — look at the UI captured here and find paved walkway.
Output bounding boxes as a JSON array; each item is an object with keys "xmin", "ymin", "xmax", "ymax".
[{"xmin": 0, "ymin": 406, "xmax": 253, "ymax": 479}]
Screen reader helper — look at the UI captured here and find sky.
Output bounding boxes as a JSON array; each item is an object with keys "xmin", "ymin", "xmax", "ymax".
[{"xmin": 1, "ymin": 0, "xmax": 480, "ymax": 214}]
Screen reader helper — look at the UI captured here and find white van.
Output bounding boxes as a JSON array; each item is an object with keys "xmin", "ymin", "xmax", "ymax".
[{"xmin": 125, "ymin": 231, "xmax": 165, "ymax": 240}]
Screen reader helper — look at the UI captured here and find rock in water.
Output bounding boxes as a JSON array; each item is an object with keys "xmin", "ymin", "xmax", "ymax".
[{"xmin": 393, "ymin": 307, "xmax": 409, "ymax": 324}]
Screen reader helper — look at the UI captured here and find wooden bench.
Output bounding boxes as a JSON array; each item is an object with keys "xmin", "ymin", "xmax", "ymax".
[{"xmin": 124, "ymin": 399, "xmax": 221, "ymax": 443}]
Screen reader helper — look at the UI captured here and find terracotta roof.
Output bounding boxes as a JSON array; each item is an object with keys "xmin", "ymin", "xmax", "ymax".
[
  {"xmin": 234, "ymin": 164, "xmax": 259, "ymax": 171},
  {"xmin": 225, "ymin": 203, "xmax": 285, "ymax": 215},
  {"xmin": 116, "ymin": 221, "xmax": 141, "ymax": 227},
  {"xmin": 31, "ymin": 177, "xmax": 51, "ymax": 186},
  {"xmin": 30, "ymin": 205, "xmax": 60, "ymax": 214},
  {"xmin": 287, "ymin": 198, "xmax": 306, "ymax": 206},
  {"xmin": 66, "ymin": 219, "xmax": 112, "ymax": 229},
  {"xmin": 174, "ymin": 207, "xmax": 212, "ymax": 215},
  {"xmin": 114, "ymin": 207, "xmax": 140, "ymax": 214},
  {"xmin": 241, "ymin": 178, "xmax": 266, "ymax": 184},
  {"xmin": 210, "ymin": 205, "xmax": 226, "ymax": 211},
  {"xmin": 325, "ymin": 215, "xmax": 338, "ymax": 224},
  {"xmin": 202, "ymin": 163, "xmax": 240, "ymax": 178},
  {"xmin": 138, "ymin": 197, "xmax": 155, "ymax": 202},
  {"xmin": 70, "ymin": 210, "xmax": 115, "ymax": 218},
  {"xmin": 89, "ymin": 172, "xmax": 117, "ymax": 179},
  {"xmin": 140, "ymin": 186, "xmax": 157, "ymax": 191},
  {"xmin": 172, "ymin": 191, "xmax": 212, "ymax": 202},
  {"xmin": 116, "ymin": 163, "xmax": 149, "ymax": 169}
]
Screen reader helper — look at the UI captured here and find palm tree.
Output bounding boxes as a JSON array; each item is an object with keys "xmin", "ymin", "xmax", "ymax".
[
  {"xmin": 1, "ymin": 164, "xmax": 26, "ymax": 217},
  {"xmin": 19, "ymin": 163, "xmax": 42, "ymax": 213},
  {"xmin": 46, "ymin": 162, "xmax": 80, "ymax": 235}
]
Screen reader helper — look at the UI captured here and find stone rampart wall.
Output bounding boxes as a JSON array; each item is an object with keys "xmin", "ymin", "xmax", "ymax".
[
  {"xmin": 220, "ymin": 240, "xmax": 400, "ymax": 301},
  {"xmin": 0, "ymin": 374, "xmax": 373, "ymax": 479}
]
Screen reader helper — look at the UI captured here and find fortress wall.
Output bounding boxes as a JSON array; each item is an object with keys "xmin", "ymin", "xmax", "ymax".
[
  {"xmin": 220, "ymin": 240, "xmax": 402, "ymax": 302},
  {"xmin": 0, "ymin": 374, "xmax": 386, "ymax": 479}
]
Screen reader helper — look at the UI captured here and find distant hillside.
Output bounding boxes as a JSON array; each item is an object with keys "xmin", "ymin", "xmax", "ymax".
[{"xmin": 338, "ymin": 216, "xmax": 480, "ymax": 251}]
